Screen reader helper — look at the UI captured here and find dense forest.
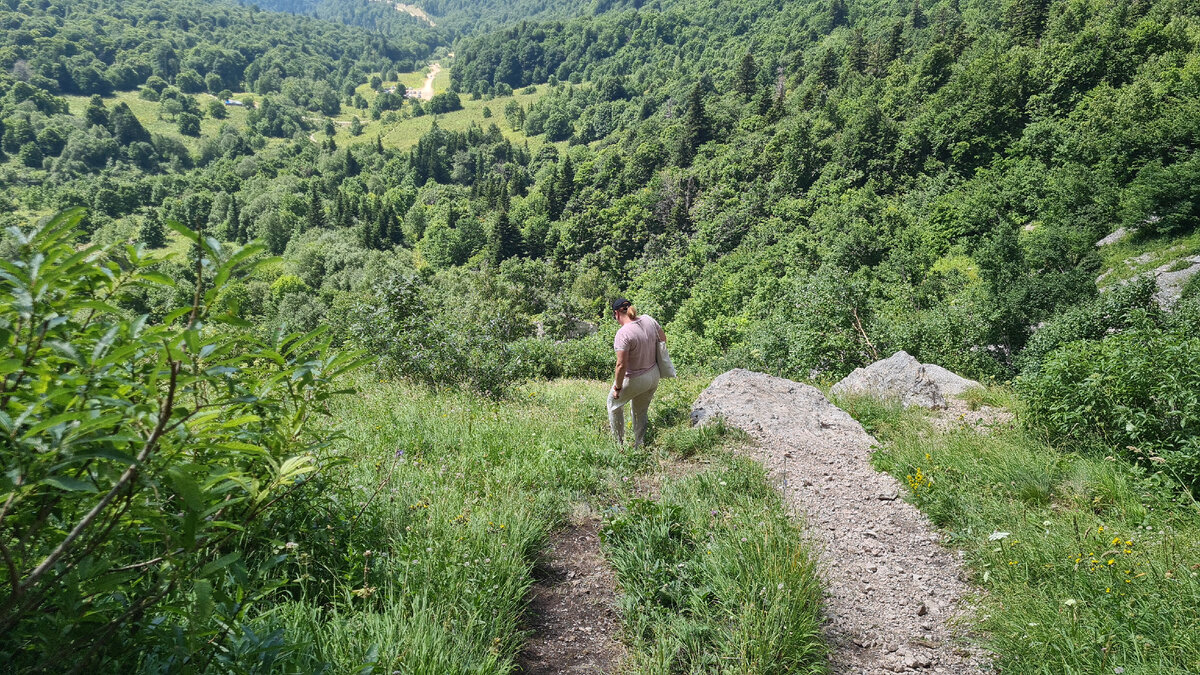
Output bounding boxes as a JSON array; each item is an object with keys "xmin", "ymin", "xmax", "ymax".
[{"xmin": 2, "ymin": 0, "xmax": 1199, "ymax": 669}]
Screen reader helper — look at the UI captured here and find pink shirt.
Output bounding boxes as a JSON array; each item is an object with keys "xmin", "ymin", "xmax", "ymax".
[{"xmin": 614, "ymin": 316, "xmax": 661, "ymax": 378}]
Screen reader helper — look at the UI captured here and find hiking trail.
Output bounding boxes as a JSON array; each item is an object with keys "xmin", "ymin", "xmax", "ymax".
[
  {"xmin": 518, "ymin": 521, "xmax": 626, "ymax": 674},
  {"xmin": 692, "ymin": 369, "xmax": 990, "ymax": 674}
]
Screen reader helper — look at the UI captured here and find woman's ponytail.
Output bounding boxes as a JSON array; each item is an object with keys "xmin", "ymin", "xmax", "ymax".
[{"xmin": 626, "ymin": 305, "xmax": 638, "ymax": 319}]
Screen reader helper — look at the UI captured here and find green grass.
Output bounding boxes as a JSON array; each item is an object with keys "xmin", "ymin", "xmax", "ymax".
[
  {"xmin": 845, "ymin": 393, "xmax": 1200, "ymax": 674},
  {"xmin": 1097, "ymin": 229, "xmax": 1200, "ymax": 289},
  {"xmin": 238, "ymin": 373, "xmax": 828, "ymax": 672},
  {"xmin": 339, "ymin": 65, "xmax": 554, "ymax": 152},
  {"xmin": 251, "ymin": 376, "xmax": 643, "ymax": 672},
  {"xmin": 62, "ymin": 91, "xmax": 253, "ymax": 153},
  {"xmin": 601, "ymin": 453, "xmax": 827, "ymax": 674}
]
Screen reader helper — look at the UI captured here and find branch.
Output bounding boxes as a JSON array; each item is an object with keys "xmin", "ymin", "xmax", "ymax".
[
  {"xmin": 851, "ymin": 307, "xmax": 880, "ymax": 362},
  {"xmin": 8, "ymin": 360, "xmax": 181, "ymax": 606}
]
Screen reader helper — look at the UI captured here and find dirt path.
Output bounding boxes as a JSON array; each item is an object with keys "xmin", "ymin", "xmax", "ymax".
[
  {"xmin": 418, "ymin": 63, "xmax": 439, "ymax": 101},
  {"xmin": 692, "ymin": 370, "xmax": 990, "ymax": 674},
  {"xmin": 518, "ymin": 522, "xmax": 626, "ymax": 674}
]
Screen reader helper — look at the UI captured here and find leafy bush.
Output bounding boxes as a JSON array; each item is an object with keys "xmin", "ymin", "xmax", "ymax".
[
  {"xmin": 1015, "ymin": 276, "xmax": 1159, "ymax": 375},
  {"xmin": 1019, "ymin": 327, "xmax": 1200, "ymax": 493},
  {"xmin": 0, "ymin": 211, "xmax": 361, "ymax": 670}
]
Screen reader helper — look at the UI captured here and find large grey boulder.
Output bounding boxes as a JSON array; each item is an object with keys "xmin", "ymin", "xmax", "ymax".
[
  {"xmin": 691, "ymin": 369, "xmax": 874, "ymax": 445},
  {"xmin": 829, "ymin": 351, "xmax": 981, "ymax": 410}
]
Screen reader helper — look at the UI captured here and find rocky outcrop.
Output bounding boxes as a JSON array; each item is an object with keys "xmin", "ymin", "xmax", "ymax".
[
  {"xmin": 829, "ymin": 351, "xmax": 981, "ymax": 410},
  {"xmin": 1094, "ymin": 227, "xmax": 1132, "ymax": 247},
  {"xmin": 691, "ymin": 368, "xmax": 873, "ymax": 444},
  {"xmin": 1152, "ymin": 255, "xmax": 1200, "ymax": 308}
]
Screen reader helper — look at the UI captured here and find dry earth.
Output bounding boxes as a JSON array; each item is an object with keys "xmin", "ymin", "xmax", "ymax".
[
  {"xmin": 518, "ymin": 522, "xmax": 626, "ymax": 674},
  {"xmin": 693, "ymin": 369, "xmax": 991, "ymax": 674}
]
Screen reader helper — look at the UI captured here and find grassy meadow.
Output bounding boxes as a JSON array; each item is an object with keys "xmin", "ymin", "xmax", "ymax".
[
  {"xmin": 241, "ymin": 374, "xmax": 826, "ymax": 673},
  {"xmin": 839, "ymin": 394, "xmax": 1200, "ymax": 675}
]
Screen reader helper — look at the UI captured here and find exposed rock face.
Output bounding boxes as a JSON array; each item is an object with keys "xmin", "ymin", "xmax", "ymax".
[
  {"xmin": 692, "ymin": 369, "xmax": 873, "ymax": 443},
  {"xmin": 829, "ymin": 351, "xmax": 981, "ymax": 410},
  {"xmin": 1152, "ymin": 255, "xmax": 1200, "ymax": 308},
  {"xmin": 1095, "ymin": 227, "xmax": 1132, "ymax": 247},
  {"xmin": 691, "ymin": 369, "xmax": 988, "ymax": 674}
]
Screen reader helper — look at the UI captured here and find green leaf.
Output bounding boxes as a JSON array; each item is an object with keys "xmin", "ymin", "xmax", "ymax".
[
  {"xmin": 198, "ymin": 551, "xmax": 241, "ymax": 578},
  {"xmin": 164, "ymin": 219, "xmax": 198, "ymax": 242},
  {"xmin": 167, "ymin": 466, "xmax": 203, "ymax": 512},
  {"xmin": 135, "ymin": 271, "xmax": 177, "ymax": 287},
  {"xmin": 194, "ymin": 579, "xmax": 214, "ymax": 625},
  {"xmin": 40, "ymin": 475, "xmax": 98, "ymax": 492}
]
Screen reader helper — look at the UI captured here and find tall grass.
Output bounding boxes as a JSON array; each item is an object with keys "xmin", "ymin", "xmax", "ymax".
[
  {"xmin": 848, "ymin": 395, "xmax": 1200, "ymax": 674},
  {"xmin": 601, "ymin": 454, "xmax": 828, "ymax": 674},
  {"xmin": 248, "ymin": 377, "xmax": 644, "ymax": 672}
]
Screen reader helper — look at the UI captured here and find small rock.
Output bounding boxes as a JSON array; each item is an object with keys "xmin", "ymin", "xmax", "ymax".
[{"xmin": 917, "ymin": 602, "xmax": 928, "ymax": 616}]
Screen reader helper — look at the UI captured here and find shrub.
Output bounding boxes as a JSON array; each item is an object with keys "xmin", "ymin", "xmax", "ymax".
[
  {"xmin": 1015, "ymin": 276, "xmax": 1159, "ymax": 375},
  {"xmin": 0, "ymin": 211, "xmax": 362, "ymax": 669},
  {"xmin": 1018, "ymin": 327, "xmax": 1200, "ymax": 493}
]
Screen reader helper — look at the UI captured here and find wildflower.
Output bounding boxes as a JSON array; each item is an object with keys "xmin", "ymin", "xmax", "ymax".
[
  {"xmin": 395, "ymin": 448, "xmax": 405, "ymax": 458},
  {"xmin": 285, "ymin": 541, "xmax": 299, "ymax": 550}
]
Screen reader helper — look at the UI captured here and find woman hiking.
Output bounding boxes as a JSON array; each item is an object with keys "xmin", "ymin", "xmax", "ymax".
[{"xmin": 607, "ymin": 298, "xmax": 666, "ymax": 447}]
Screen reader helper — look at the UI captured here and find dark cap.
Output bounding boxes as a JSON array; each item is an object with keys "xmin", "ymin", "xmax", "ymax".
[{"xmin": 611, "ymin": 297, "xmax": 631, "ymax": 312}]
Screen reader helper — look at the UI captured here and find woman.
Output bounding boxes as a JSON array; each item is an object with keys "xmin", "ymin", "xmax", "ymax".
[{"xmin": 608, "ymin": 297, "xmax": 667, "ymax": 447}]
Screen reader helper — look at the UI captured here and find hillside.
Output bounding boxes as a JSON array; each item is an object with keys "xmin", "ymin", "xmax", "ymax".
[{"xmin": 1, "ymin": 0, "xmax": 1199, "ymax": 670}]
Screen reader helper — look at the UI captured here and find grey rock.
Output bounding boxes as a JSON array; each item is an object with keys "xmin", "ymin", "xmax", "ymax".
[
  {"xmin": 1094, "ymin": 227, "xmax": 1132, "ymax": 247},
  {"xmin": 830, "ymin": 352, "xmax": 981, "ymax": 410},
  {"xmin": 1152, "ymin": 255, "xmax": 1200, "ymax": 308}
]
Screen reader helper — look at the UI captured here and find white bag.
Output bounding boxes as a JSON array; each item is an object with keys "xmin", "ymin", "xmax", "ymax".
[{"xmin": 656, "ymin": 340, "xmax": 677, "ymax": 378}]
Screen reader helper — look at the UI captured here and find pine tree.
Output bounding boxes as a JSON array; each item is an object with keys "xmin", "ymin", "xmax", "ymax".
[
  {"xmin": 487, "ymin": 211, "xmax": 522, "ymax": 266},
  {"xmin": 676, "ymin": 82, "xmax": 711, "ymax": 167},
  {"xmin": 736, "ymin": 52, "xmax": 758, "ymax": 98},
  {"xmin": 911, "ymin": 0, "xmax": 927, "ymax": 29},
  {"xmin": 139, "ymin": 211, "xmax": 166, "ymax": 249},
  {"xmin": 85, "ymin": 95, "xmax": 108, "ymax": 128},
  {"xmin": 884, "ymin": 21, "xmax": 906, "ymax": 62},
  {"xmin": 847, "ymin": 29, "xmax": 867, "ymax": 72},
  {"xmin": 344, "ymin": 147, "xmax": 359, "ymax": 176},
  {"xmin": 306, "ymin": 183, "xmax": 325, "ymax": 231},
  {"xmin": 225, "ymin": 195, "xmax": 240, "ymax": 241},
  {"xmin": 828, "ymin": 0, "xmax": 849, "ymax": 29},
  {"xmin": 1005, "ymin": 0, "xmax": 1049, "ymax": 45}
]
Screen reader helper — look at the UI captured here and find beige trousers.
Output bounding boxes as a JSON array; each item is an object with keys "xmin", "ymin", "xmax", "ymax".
[{"xmin": 607, "ymin": 366, "xmax": 660, "ymax": 447}]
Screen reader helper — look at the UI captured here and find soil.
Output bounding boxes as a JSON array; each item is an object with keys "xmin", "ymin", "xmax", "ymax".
[
  {"xmin": 693, "ymin": 369, "xmax": 992, "ymax": 674},
  {"xmin": 517, "ymin": 522, "xmax": 626, "ymax": 675}
]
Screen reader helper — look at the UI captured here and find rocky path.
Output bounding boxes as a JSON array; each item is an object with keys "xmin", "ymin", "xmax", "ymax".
[
  {"xmin": 518, "ymin": 522, "xmax": 625, "ymax": 674},
  {"xmin": 692, "ymin": 369, "xmax": 989, "ymax": 674}
]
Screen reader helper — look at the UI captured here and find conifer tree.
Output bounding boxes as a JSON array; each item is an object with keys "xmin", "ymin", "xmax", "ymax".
[
  {"xmin": 344, "ymin": 147, "xmax": 359, "ymax": 176},
  {"xmin": 139, "ymin": 210, "xmax": 166, "ymax": 249},
  {"xmin": 828, "ymin": 0, "xmax": 849, "ymax": 29},
  {"xmin": 307, "ymin": 182, "xmax": 325, "ymax": 231},
  {"xmin": 487, "ymin": 210, "xmax": 522, "ymax": 266},
  {"xmin": 85, "ymin": 95, "xmax": 108, "ymax": 128},
  {"xmin": 736, "ymin": 52, "xmax": 758, "ymax": 98},
  {"xmin": 911, "ymin": 0, "xmax": 927, "ymax": 29},
  {"xmin": 225, "ymin": 194, "xmax": 240, "ymax": 241},
  {"xmin": 676, "ymin": 82, "xmax": 711, "ymax": 167}
]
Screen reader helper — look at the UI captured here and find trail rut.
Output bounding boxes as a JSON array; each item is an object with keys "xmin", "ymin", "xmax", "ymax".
[{"xmin": 518, "ymin": 522, "xmax": 625, "ymax": 674}]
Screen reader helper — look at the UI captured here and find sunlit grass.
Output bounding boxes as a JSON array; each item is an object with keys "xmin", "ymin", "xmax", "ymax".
[
  {"xmin": 61, "ymin": 91, "xmax": 253, "ymax": 152},
  {"xmin": 847, "ymin": 391, "xmax": 1200, "ymax": 674},
  {"xmin": 248, "ymin": 374, "xmax": 828, "ymax": 672}
]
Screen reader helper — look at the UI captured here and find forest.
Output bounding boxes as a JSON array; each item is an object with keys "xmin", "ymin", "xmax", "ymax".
[{"xmin": 1, "ymin": 0, "xmax": 1198, "ymax": 669}]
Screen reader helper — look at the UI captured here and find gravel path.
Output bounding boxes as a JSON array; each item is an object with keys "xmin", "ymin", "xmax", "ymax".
[{"xmin": 692, "ymin": 370, "xmax": 990, "ymax": 674}]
